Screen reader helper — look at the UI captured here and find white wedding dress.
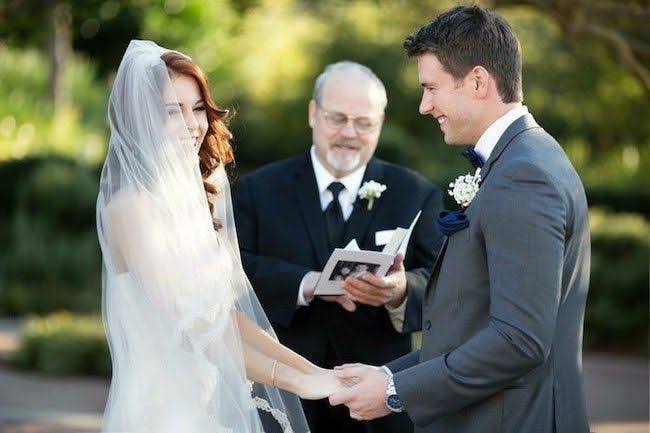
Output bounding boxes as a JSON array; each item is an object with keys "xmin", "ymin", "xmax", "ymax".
[{"xmin": 97, "ymin": 40, "xmax": 309, "ymax": 433}]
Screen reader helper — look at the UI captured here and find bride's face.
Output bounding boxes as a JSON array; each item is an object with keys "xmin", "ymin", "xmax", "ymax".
[{"xmin": 163, "ymin": 74, "xmax": 208, "ymax": 153}]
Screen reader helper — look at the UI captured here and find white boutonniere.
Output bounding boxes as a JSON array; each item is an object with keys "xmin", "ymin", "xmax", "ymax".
[
  {"xmin": 358, "ymin": 180, "xmax": 387, "ymax": 210},
  {"xmin": 448, "ymin": 168, "xmax": 482, "ymax": 208}
]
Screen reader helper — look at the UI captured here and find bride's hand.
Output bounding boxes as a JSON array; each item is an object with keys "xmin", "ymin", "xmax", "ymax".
[{"xmin": 294, "ymin": 369, "xmax": 348, "ymax": 400}]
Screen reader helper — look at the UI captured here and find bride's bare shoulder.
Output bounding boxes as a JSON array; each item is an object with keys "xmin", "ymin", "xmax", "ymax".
[{"xmin": 103, "ymin": 186, "xmax": 155, "ymax": 226}]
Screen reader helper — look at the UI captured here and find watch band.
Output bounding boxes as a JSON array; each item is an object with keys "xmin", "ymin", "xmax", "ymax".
[{"xmin": 384, "ymin": 368, "xmax": 404, "ymax": 413}]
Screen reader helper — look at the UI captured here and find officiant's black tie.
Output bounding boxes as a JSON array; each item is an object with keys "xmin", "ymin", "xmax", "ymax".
[{"xmin": 325, "ymin": 182, "xmax": 346, "ymax": 249}]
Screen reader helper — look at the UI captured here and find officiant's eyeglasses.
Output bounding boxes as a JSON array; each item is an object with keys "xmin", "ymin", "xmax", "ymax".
[{"xmin": 316, "ymin": 103, "xmax": 381, "ymax": 134}]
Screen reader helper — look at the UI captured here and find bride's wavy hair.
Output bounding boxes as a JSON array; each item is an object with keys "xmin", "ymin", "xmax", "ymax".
[{"xmin": 161, "ymin": 51, "xmax": 234, "ymax": 230}]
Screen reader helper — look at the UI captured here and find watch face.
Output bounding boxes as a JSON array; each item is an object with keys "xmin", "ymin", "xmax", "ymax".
[{"xmin": 387, "ymin": 394, "xmax": 403, "ymax": 411}]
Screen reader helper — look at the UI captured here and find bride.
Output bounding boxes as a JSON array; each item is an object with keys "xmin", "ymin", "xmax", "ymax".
[{"xmin": 97, "ymin": 40, "xmax": 343, "ymax": 432}]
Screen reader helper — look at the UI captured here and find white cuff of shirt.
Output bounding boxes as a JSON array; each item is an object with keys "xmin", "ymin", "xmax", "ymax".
[
  {"xmin": 385, "ymin": 296, "xmax": 407, "ymax": 332},
  {"xmin": 297, "ymin": 272, "xmax": 318, "ymax": 307}
]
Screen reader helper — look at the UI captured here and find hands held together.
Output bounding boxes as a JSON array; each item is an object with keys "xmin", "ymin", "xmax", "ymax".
[{"xmin": 292, "ymin": 363, "xmax": 394, "ymax": 422}]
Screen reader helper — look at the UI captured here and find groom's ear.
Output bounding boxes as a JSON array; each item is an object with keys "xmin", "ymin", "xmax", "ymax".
[
  {"xmin": 469, "ymin": 66, "xmax": 490, "ymax": 99},
  {"xmin": 308, "ymin": 100, "xmax": 317, "ymax": 128}
]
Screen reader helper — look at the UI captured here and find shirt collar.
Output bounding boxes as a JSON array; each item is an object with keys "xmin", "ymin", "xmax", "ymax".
[
  {"xmin": 474, "ymin": 105, "xmax": 529, "ymax": 162},
  {"xmin": 310, "ymin": 145, "xmax": 367, "ymax": 197}
]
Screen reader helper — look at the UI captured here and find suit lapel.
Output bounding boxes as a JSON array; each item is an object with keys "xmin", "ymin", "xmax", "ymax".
[
  {"xmin": 294, "ymin": 154, "xmax": 330, "ymax": 267},
  {"xmin": 425, "ymin": 238, "xmax": 448, "ymax": 296},
  {"xmin": 342, "ymin": 158, "xmax": 385, "ymax": 247},
  {"xmin": 480, "ymin": 113, "xmax": 541, "ymax": 181}
]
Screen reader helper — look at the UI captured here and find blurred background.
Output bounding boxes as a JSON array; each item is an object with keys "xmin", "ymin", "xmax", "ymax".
[{"xmin": 0, "ymin": 0, "xmax": 648, "ymax": 432}]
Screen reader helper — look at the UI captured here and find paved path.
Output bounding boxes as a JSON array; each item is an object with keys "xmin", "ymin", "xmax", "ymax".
[{"xmin": 0, "ymin": 320, "xmax": 647, "ymax": 432}]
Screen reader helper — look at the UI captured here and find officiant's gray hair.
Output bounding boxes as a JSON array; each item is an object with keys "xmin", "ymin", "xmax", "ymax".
[{"xmin": 312, "ymin": 61, "xmax": 388, "ymax": 110}]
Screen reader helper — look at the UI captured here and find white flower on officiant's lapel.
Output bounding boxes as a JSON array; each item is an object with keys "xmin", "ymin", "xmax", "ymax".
[
  {"xmin": 448, "ymin": 168, "xmax": 482, "ymax": 208},
  {"xmin": 358, "ymin": 180, "xmax": 387, "ymax": 210}
]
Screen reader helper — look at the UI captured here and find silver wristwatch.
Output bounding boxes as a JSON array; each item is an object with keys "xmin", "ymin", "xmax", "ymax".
[{"xmin": 382, "ymin": 367, "xmax": 404, "ymax": 413}]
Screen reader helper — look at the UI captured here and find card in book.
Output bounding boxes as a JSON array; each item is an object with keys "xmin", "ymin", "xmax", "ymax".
[{"xmin": 313, "ymin": 211, "xmax": 422, "ymax": 296}]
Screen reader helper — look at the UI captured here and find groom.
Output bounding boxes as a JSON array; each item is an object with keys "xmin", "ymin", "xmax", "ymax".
[
  {"xmin": 233, "ymin": 61, "xmax": 443, "ymax": 433},
  {"xmin": 330, "ymin": 6, "xmax": 591, "ymax": 433}
]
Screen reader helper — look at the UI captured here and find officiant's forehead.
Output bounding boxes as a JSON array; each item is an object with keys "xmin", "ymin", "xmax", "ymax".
[{"xmin": 319, "ymin": 70, "xmax": 386, "ymax": 114}]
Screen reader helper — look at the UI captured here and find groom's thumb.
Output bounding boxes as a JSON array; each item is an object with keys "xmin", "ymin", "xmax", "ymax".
[{"xmin": 329, "ymin": 388, "xmax": 353, "ymax": 406}]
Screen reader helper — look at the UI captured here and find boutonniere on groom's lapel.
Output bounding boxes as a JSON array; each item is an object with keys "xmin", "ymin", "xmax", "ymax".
[
  {"xmin": 436, "ymin": 148, "xmax": 484, "ymax": 237},
  {"xmin": 448, "ymin": 167, "xmax": 482, "ymax": 208},
  {"xmin": 358, "ymin": 180, "xmax": 387, "ymax": 211}
]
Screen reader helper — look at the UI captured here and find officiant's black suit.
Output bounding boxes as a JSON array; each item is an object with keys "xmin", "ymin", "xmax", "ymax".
[{"xmin": 233, "ymin": 152, "xmax": 443, "ymax": 433}]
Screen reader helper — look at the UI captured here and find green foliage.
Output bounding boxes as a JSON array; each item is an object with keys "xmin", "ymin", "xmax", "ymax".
[
  {"xmin": 12, "ymin": 312, "xmax": 109, "ymax": 376},
  {"xmin": 584, "ymin": 208, "xmax": 650, "ymax": 354},
  {"xmin": 0, "ymin": 160, "xmax": 101, "ymax": 316},
  {"xmin": 16, "ymin": 159, "xmax": 98, "ymax": 232},
  {"xmin": 0, "ymin": 44, "xmax": 106, "ymax": 163},
  {"xmin": 0, "ymin": 214, "xmax": 100, "ymax": 315},
  {"xmin": 587, "ymin": 185, "xmax": 650, "ymax": 218}
]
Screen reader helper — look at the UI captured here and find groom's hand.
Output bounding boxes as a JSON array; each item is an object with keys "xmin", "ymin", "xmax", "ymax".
[
  {"xmin": 329, "ymin": 364, "xmax": 391, "ymax": 421},
  {"xmin": 341, "ymin": 253, "xmax": 407, "ymax": 308}
]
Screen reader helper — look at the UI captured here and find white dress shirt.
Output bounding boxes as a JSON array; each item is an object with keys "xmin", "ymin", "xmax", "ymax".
[
  {"xmin": 474, "ymin": 105, "xmax": 529, "ymax": 162},
  {"xmin": 296, "ymin": 146, "xmax": 407, "ymax": 331}
]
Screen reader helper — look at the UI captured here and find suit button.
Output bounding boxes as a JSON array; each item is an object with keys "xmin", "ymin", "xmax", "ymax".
[{"xmin": 424, "ymin": 320, "xmax": 431, "ymax": 330}]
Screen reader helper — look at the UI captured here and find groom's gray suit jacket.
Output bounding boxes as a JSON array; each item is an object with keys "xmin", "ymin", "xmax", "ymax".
[{"xmin": 387, "ymin": 114, "xmax": 590, "ymax": 433}]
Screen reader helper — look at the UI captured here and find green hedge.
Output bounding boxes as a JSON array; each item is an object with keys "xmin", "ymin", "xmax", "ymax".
[
  {"xmin": 587, "ymin": 186, "xmax": 650, "ymax": 218},
  {"xmin": 584, "ymin": 208, "xmax": 649, "ymax": 354},
  {"xmin": 9, "ymin": 158, "xmax": 99, "ymax": 233},
  {"xmin": 0, "ymin": 210, "xmax": 100, "ymax": 315},
  {"xmin": 0, "ymin": 159, "xmax": 101, "ymax": 315},
  {"xmin": 12, "ymin": 312, "xmax": 110, "ymax": 376}
]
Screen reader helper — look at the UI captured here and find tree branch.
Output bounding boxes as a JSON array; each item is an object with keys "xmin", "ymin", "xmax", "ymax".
[
  {"xmin": 492, "ymin": 0, "xmax": 650, "ymax": 93},
  {"xmin": 587, "ymin": 23, "xmax": 650, "ymax": 92}
]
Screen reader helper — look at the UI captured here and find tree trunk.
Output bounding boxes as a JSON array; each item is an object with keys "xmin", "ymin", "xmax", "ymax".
[{"xmin": 48, "ymin": 2, "xmax": 72, "ymax": 114}]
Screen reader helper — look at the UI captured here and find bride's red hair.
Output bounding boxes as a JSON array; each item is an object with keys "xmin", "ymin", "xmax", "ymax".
[{"xmin": 161, "ymin": 51, "xmax": 234, "ymax": 229}]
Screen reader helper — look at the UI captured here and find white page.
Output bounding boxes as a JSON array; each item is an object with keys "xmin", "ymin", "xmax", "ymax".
[
  {"xmin": 344, "ymin": 238, "xmax": 361, "ymax": 251},
  {"xmin": 397, "ymin": 210, "xmax": 422, "ymax": 257}
]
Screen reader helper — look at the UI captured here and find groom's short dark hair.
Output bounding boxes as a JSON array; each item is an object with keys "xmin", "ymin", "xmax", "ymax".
[{"xmin": 404, "ymin": 5, "xmax": 523, "ymax": 103}]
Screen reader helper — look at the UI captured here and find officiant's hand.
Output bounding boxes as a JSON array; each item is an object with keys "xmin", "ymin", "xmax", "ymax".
[
  {"xmin": 303, "ymin": 272, "xmax": 357, "ymax": 312},
  {"xmin": 329, "ymin": 364, "xmax": 391, "ymax": 421},
  {"xmin": 341, "ymin": 254, "xmax": 407, "ymax": 308}
]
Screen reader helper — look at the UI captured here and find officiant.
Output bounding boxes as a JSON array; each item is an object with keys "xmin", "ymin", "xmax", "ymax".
[{"xmin": 233, "ymin": 61, "xmax": 443, "ymax": 433}]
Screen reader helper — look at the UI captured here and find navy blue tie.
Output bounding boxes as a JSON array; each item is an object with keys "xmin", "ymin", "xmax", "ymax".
[{"xmin": 462, "ymin": 147, "xmax": 484, "ymax": 169}]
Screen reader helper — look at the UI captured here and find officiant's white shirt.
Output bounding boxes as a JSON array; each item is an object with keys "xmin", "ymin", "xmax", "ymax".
[
  {"xmin": 296, "ymin": 146, "xmax": 407, "ymax": 331},
  {"xmin": 474, "ymin": 105, "xmax": 529, "ymax": 162}
]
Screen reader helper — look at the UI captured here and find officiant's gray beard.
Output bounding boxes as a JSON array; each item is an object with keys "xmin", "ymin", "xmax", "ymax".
[
  {"xmin": 326, "ymin": 145, "xmax": 362, "ymax": 174},
  {"xmin": 326, "ymin": 150, "xmax": 361, "ymax": 173}
]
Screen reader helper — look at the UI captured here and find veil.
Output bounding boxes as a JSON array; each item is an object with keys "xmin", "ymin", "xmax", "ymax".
[{"xmin": 96, "ymin": 40, "xmax": 310, "ymax": 433}]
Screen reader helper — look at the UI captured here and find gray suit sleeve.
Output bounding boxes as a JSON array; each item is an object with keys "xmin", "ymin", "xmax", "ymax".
[
  {"xmin": 394, "ymin": 161, "xmax": 567, "ymax": 427},
  {"xmin": 386, "ymin": 350, "xmax": 421, "ymax": 373}
]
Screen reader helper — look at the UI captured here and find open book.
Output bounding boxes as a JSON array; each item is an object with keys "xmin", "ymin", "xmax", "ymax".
[{"xmin": 313, "ymin": 211, "xmax": 422, "ymax": 296}]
